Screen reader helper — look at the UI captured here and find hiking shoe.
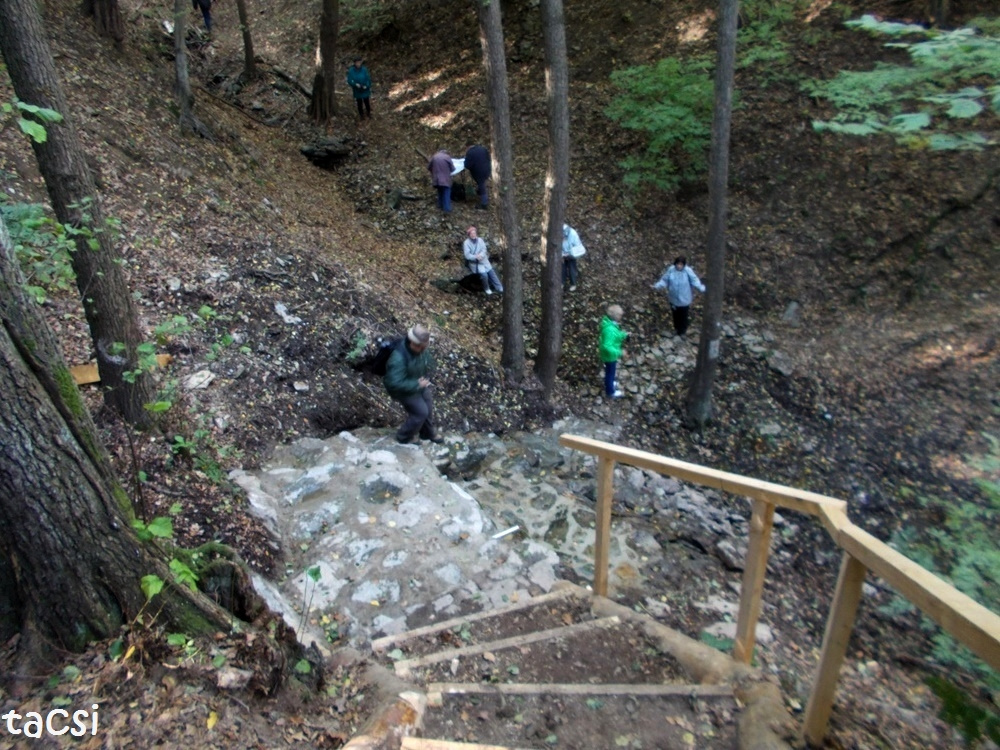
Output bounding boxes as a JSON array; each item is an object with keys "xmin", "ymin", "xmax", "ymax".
[
  {"xmin": 485, "ymin": 289, "xmax": 493, "ymax": 295},
  {"xmin": 396, "ymin": 435, "xmax": 417, "ymax": 444},
  {"xmin": 612, "ymin": 389, "xmax": 625, "ymax": 398},
  {"xmin": 569, "ymin": 285, "xmax": 577, "ymax": 292},
  {"xmin": 424, "ymin": 435, "xmax": 445, "ymax": 444}
]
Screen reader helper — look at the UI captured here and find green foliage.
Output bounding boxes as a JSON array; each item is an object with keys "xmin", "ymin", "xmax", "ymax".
[
  {"xmin": 805, "ymin": 18, "xmax": 1000, "ymax": 150},
  {"xmin": 340, "ymin": 0, "xmax": 395, "ymax": 35},
  {"xmin": 886, "ymin": 434, "xmax": 1000, "ymax": 741},
  {"xmin": 926, "ymin": 676, "xmax": 1000, "ymax": 746},
  {"xmin": 0, "ymin": 199, "xmax": 77, "ymax": 303},
  {"xmin": 141, "ymin": 574, "xmax": 165, "ymax": 601},
  {"xmin": 605, "ymin": 57, "xmax": 715, "ymax": 192},
  {"xmin": 346, "ymin": 332, "xmax": 368, "ymax": 363},
  {"xmin": 737, "ymin": 0, "xmax": 797, "ymax": 71},
  {"xmin": 2, "ymin": 99, "xmax": 63, "ymax": 144},
  {"xmin": 132, "ymin": 515, "xmax": 174, "ymax": 541},
  {"xmin": 169, "ymin": 558, "xmax": 199, "ymax": 591}
]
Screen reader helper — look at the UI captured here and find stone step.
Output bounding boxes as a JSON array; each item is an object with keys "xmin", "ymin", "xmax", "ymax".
[
  {"xmin": 394, "ymin": 616, "xmax": 622, "ymax": 680},
  {"xmin": 419, "ymin": 681, "xmax": 738, "ymax": 749},
  {"xmin": 402, "ymin": 739, "xmax": 528, "ymax": 750},
  {"xmin": 373, "ymin": 586, "xmax": 591, "ymax": 661}
]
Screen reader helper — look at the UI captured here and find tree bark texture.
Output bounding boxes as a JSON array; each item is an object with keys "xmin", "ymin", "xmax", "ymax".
[
  {"xmin": 173, "ymin": 0, "xmax": 202, "ymax": 134},
  {"xmin": 309, "ymin": 0, "xmax": 339, "ymax": 124},
  {"xmin": 0, "ymin": 217, "xmax": 231, "ymax": 652},
  {"xmin": 82, "ymin": 0, "xmax": 124, "ymax": 44},
  {"xmin": 686, "ymin": 0, "xmax": 738, "ymax": 428},
  {"xmin": 534, "ymin": 0, "xmax": 569, "ymax": 398},
  {"xmin": 0, "ymin": 0, "xmax": 154, "ymax": 427},
  {"xmin": 234, "ymin": 0, "xmax": 257, "ymax": 80},
  {"xmin": 475, "ymin": 0, "xmax": 524, "ymax": 379}
]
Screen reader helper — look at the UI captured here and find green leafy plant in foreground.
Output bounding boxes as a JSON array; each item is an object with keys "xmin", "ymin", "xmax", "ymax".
[
  {"xmin": 605, "ymin": 56, "xmax": 714, "ymax": 192},
  {"xmin": 0, "ymin": 199, "xmax": 77, "ymax": 304},
  {"xmin": 805, "ymin": 15, "xmax": 1000, "ymax": 150},
  {"xmin": 887, "ymin": 435, "xmax": 1000, "ymax": 744},
  {"xmin": 2, "ymin": 99, "xmax": 63, "ymax": 144}
]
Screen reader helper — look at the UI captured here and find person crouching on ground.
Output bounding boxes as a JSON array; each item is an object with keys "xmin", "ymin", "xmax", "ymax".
[
  {"xmin": 383, "ymin": 324, "xmax": 444, "ymax": 444},
  {"xmin": 463, "ymin": 226, "xmax": 503, "ymax": 295},
  {"xmin": 652, "ymin": 255, "xmax": 706, "ymax": 337},
  {"xmin": 599, "ymin": 305, "xmax": 629, "ymax": 399}
]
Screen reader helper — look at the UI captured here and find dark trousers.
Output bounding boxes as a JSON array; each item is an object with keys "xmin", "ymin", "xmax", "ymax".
[
  {"xmin": 562, "ymin": 257, "xmax": 578, "ymax": 286},
  {"xmin": 604, "ymin": 361, "xmax": 618, "ymax": 396},
  {"xmin": 355, "ymin": 97, "xmax": 371, "ymax": 119},
  {"xmin": 192, "ymin": 0, "xmax": 212, "ymax": 32},
  {"xmin": 474, "ymin": 177, "xmax": 488, "ymax": 207},
  {"xmin": 395, "ymin": 388, "xmax": 436, "ymax": 441},
  {"xmin": 436, "ymin": 185, "xmax": 452, "ymax": 213},
  {"xmin": 672, "ymin": 305, "xmax": 691, "ymax": 336}
]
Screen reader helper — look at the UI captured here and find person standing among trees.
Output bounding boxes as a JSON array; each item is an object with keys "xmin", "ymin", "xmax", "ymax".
[
  {"xmin": 346, "ymin": 57, "xmax": 372, "ymax": 120},
  {"xmin": 192, "ymin": 0, "xmax": 212, "ymax": 34},
  {"xmin": 599, "ymin": 304, "xmax": 629, "ymax": 399},
  {"xmin": 464, "ymin": 144, "xmax": 491, "ymax": 210},
  {"xmin": 562, "ymin": 223, "xmax": 585, "ymax": 292},
  {"xmin": 383, "ymin": 324, "xmax": 444, "ymax": 445},
  {"xmin": 428, "ymin": 150, "xmax": 455, "ymax": 214},
  {"xmin": 652, "ymin": 256, "xmax": 706, "ymax": 337},
  {"xmin": 463, "ymin": 225, "xmax": 503, "ymax": 295}
]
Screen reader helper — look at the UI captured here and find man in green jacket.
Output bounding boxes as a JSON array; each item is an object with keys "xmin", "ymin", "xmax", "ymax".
[{"xmin": 384, "ymin": 324, "xmax": 443, "ymax": 444}]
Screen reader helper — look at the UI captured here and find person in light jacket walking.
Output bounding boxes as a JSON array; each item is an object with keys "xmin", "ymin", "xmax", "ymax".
[
  {"xmin": 463, "ymin": 226, "xmax": 503, "ymax": 295},
  {"xmin": 428, "ymin": 150, "xmax": 454, "ymax": 214},
  {"xmin": 562, "ymin": 224, "xmax": 584, "ymax": 291},
  {"xmin": 652, "ymin": 256, "xmax": 706, "ymax": 337}
]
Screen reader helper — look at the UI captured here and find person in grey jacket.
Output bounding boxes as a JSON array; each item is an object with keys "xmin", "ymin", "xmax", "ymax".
[
  {"xmin": 463, "ymin": 226, "xmax": 503, "ymax": 295},
  {"xmin": 652, "ymin": 256, "xmax": 706, "ymax": 337},
  {"xmin": 383, "ymin": 325, "xmax": 443, "ymax": 444}
]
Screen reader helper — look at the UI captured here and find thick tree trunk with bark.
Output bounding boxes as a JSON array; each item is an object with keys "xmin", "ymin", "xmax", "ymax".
[
  {"xmin": 686, "ymin": 0, "xmax": 738, "ymax": 428},
  {"xmin": 82, "ymin": 0, "xmax": 124, "ymax": 44},
  {"xmin": 0, "ymin": 218, "xmax": 231, "ymax": 655},
  {"xmin": 0, "ymin": 0, "xmax": 154, "ymax": 427},
  {"xmin": 172, "ymin": 0, "xmax": 209, "ymax": 136},
  {"xmin": 234, "ymin": 0, "xmax": 257, "ymax": 80},
  {"xmin": 534, "ymin": 0, "xmax": 569, "ymax": 398},
  {"xmin": 309, "ymin": 0, "xmax": 339, "ymax": 125},
  {"xmin": 475, "ymin": 0, "xmax": 524, "ymax": 379}
]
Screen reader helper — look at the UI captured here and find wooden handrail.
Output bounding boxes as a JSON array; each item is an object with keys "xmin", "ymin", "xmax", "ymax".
[{"xmin": 558, "ymin": 433, "xmax": 1000, "ymax": 746}]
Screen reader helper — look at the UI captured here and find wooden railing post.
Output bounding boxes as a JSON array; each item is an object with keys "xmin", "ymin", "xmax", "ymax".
[
  {"xmin": 802, "ymin": 552, "xmax": 867, "ymax": 747},
  {"xmin": 593, "ymin": 456, "xmax": 615, "ymax": 597},
  {"xmin": 733, "ymin": 498, "xmax": 775, "ymax": 663}
]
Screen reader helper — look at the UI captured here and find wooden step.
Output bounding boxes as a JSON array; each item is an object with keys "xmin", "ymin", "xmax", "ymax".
[
  {"xmin": 426, "ymin": 681, "xmax": 734, "ymax": 707},
  {"xmin": 402, "ymin": 739, "xmax": 529, "ymax": 750},
  {"xmin": 373, "ymin": 587, "xmax": 587, "ymax": 654},
  {"xmin": 394, "ymin": 616, "xmax": 620, "ymax": 679}
]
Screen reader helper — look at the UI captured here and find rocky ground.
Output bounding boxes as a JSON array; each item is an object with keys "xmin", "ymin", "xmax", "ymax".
[{"xmin": 1, "ymin": 0, "xmax": 998, "ymax": 745}]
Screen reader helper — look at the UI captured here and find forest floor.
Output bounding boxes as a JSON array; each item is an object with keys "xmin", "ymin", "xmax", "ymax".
[{"xmin": 1, "ymin": 0, "xmax": 999, "ymax": 745}]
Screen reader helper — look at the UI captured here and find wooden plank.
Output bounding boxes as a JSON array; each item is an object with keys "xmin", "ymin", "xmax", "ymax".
[
  {"xmin": 372, "ymin": 588, "xmax": 584, "ymax": 653},
  {"xmin": 402, "ymin": 739, "xmax": 529, "ymax": 750},
  {"xmin": 733, "ymin": 498, "xmax": 775, "ymax": 664},
  {"xmin": 394, "ymin": 616, "xmax": 620, "ymax": 678},
  {"xmin": 559, "ymin": 434, "xmax": 847, "ymax": 517},
  {"xmin": 426, "ymin": 682, "xmax": 734, "ymax": 698},
  {"xmin": 802, "ymin": 552, "xmax": 867, "ymax": 746},
  {"xmin": 70, "ymin": 353, "xmax": 173, "ymax": 385},
  {"xmin": 593, "ymin": 456, "xmax": 615, "ymax": 597},
  {"xmin": 837, "ymin": 523, "xmax": 1000, "ymax": 672}
]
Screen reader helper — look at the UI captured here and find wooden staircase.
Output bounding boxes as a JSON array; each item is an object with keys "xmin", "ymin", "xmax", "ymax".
[{"xmin": 361, "ymin": 583, "xmax": 792, "ymax": 750}]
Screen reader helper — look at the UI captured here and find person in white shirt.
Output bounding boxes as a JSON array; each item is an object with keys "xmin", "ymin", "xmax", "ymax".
[
  {"xmin": 562, "ymin": 224, "xmax": 585, "ymax": 292},
  {"xmin": 652, "ymin": 256, "xmax": 706, "ymax": 337}
]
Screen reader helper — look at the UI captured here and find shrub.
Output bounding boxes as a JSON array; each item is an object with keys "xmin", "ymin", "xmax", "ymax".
[{"xmin": 605, "ymin": 57, "xmax": 715, "ymax": 192}]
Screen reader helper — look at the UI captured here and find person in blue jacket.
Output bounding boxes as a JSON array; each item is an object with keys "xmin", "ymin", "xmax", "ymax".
[
  {"xmin": 652, "ymin": 256, "xmax": 706, "ymax": 337},
  {"xmin": 463, "ymin": 145, "xmax": 491, "ymax": 210},
  {"xmin": 346, "ymin": 58, "xmax": 372, "ymax": 120}
]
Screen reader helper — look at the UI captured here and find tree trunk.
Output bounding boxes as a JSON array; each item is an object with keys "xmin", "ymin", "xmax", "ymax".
[
  {"xmin": 474, "ymin": 0, "xmax": 524, "ymax": 380},
  {"xmin": 0, "ymin": 0, "xmax": 154, "ymax": 427},
  {"xmin": 173, "ymin": 0, "xmax": 204, "ymax": 135},
  {"xmin": 0, "ymin": 217, "xmax": 231, "ymax": 654},
  {"xmin": 234, "ymin": 0, "xmax": 257, "ymax": 80},
  {"xmin": 685, "ymin": 0, "xmax": 738, "ymax": 428},
  {"xmin": 309, "ymin": 0, "xmax": 339, "ymax": 125},
  {"xmin": 82, "ymin": 0, "xmax": 124, "ymax": 44},
  {"xmin": 534, "ymin": 0, "xmax": 569, "ymax": 398}
]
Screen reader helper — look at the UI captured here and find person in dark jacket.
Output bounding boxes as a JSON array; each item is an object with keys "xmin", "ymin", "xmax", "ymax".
[
  {"xmin": 192, "ymin": 0, "xmax": 212, "ymax": 33},
  {"xmin": 383, "ymin": 325, "xmax": 443, "ymax": 444},
  {"xmin": 428, "ymin": 150, "xmax": 454, "ymax": 214},
  {"xmin": 346, "ymin": 58, "xmax": 372, "ymax": 119},
  {"xmin": 463, "ymin": 145, "xmax": 491, "ymax": 209}
]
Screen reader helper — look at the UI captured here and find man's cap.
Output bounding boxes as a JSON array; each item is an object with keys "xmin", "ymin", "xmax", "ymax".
[{"xmin": 408, "ymin": 325, "xmax": 430, "ymax": 345}]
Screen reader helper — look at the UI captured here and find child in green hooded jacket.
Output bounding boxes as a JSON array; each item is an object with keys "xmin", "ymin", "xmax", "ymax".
[{"xmin": 598, "ymin": 304, "xmax": 628, "ymax": 399}]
